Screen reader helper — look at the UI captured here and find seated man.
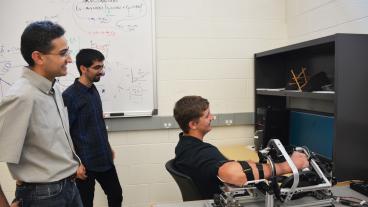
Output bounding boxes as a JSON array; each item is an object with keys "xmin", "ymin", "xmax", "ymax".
[{"xmin": 173, "ymin": 96, "xmax": 309, "ymax": 199}]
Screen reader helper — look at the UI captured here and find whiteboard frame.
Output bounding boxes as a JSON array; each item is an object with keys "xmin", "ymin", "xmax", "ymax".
[{"xmin": 151, "ymin": 0, "xmax": 158, "ymax": 116}]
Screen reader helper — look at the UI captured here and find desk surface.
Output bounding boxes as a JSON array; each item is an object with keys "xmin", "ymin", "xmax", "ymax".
[
  {"xmin": 219, "ymin": 145, "xmax": 259, "ymax": 161},
  {"xmin": 152, "ymin": 186, "xmax": 368, "ymax": 207}
]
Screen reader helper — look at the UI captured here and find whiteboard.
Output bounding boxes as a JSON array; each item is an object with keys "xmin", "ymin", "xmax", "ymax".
[{"xmin": 0, "ymin": 0, "xmax": 157, "ymax": 117}]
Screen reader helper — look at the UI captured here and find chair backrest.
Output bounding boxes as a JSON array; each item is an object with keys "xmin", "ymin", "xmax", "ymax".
[{"xmin": 165, "ymin": 159, "xmax": 203, "ymax": 201}]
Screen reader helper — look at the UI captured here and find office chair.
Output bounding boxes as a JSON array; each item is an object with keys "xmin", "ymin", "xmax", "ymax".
[{"xmin": 165, "ymin": 159, "xmax": 203, "ymax": 201}]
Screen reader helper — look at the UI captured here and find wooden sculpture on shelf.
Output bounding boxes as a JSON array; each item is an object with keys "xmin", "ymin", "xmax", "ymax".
[{"xmin": 288, "ymin": 67, "xmax": 308, "ymax": 91}]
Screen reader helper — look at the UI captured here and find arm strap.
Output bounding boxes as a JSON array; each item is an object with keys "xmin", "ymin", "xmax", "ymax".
[
  {"xmin": 239, "ymin": 161, "xmax": 254, "ymax": 181},
  {"xmin": 256, "ymin": 163, "xmax": 264, "ymax": 179}
]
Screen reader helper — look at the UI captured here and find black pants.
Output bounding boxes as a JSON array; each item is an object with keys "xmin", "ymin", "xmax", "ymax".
[{"xmin": 76, "ymin": 166, "xmax": 123, "ymax": 207}]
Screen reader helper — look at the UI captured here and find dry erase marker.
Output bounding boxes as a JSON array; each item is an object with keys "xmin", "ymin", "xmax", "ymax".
[
  {"xmin": 110, "ymin": 113, "xmax": 125, "ymax": 117},
  {"xmin": 103, "ymin": 113, "xmax": 125, "ymax": 118}
]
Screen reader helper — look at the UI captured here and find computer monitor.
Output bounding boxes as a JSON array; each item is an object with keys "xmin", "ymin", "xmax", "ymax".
[
  {"xmin": 289, "ymin": 111, "xmax": 334, "ymax": 161},
  {"xmin": 272, "ymin": 109, "xmax": 367, "ymax": 181},
  {"xmin": 288, "ymin": 110, "xmax": 368, "ymax": 181}
]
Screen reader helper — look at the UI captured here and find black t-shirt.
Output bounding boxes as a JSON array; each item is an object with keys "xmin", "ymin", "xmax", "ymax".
[{"xmin": 173, "ymin": 133, "xmax": 229, "ymax": 199}]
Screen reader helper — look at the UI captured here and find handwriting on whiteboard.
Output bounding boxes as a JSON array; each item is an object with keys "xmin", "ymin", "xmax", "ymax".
[
  {"xmin": 0, "ymin": 0, "xmax": 155, "ymax": 114},
  {"xmin": 73, "ymin": 0, "xmax": 147, "ymax": 32}
]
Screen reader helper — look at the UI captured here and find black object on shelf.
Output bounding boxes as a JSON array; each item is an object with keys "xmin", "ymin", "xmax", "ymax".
[{"xmin": 303, "ymin": 71, "xmax": 332, "ymax": 92}]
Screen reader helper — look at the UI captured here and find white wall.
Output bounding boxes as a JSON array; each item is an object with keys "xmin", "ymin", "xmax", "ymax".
[
  {"xmin": 6, "ymin": 0, "xmax": 366, "ymax": 207},
  {"xmin": 156, "ymin": 0, "xmax": 287, "ymax": 115},
  {"xmin": 286, "ymin": 0, "xmax": 368, "ymax": 44}
]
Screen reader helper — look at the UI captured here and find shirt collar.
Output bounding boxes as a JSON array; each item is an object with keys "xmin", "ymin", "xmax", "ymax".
[
  {"xmin": 22, "ymin": 67, "xmax": 54, "ymax": 95},
  {"xmin": 179, "ymin": 132, "xmax": 203, "ymax": 143},
  {"xmin": 74, "ymin": 78, "xmax": 95, "ymax": 92}
]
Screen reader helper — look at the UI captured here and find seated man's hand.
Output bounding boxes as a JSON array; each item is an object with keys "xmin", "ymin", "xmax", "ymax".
[
  {"xmin": 278, "ymin": 151, "xmax": 309, "ymax": 174},
  {"xmin": 290, "ymin": 151, "xmax": 309, "ymax": 170}
]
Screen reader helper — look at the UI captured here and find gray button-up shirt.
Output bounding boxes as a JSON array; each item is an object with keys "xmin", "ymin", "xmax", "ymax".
[{"xmin": 0, "ymin": 68, "xmax": 79, "ymax": 182}]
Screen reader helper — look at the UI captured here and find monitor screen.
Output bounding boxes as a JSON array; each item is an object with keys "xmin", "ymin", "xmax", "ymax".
[{"xmin": 289, "ymin": 111, "xmax": 334, "ymax": 160}]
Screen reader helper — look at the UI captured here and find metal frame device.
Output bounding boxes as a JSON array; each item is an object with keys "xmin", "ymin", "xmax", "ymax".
[{"xmin": 212, "ymin": 139, "xmax": 333, "ymax": 207}]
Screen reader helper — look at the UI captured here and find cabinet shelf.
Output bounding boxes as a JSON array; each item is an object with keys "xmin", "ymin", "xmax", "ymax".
[{"xmin": 256, "ymin": 89, "xmax": 334, "ymax": 100}]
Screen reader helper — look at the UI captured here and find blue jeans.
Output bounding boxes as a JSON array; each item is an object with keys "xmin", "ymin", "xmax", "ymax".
[{"xmin": 15, "ymin": 176, "xmax": 83, "ymax": 207}]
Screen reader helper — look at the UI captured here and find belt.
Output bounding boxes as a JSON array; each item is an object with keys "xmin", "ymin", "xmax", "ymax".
[{"xmin": 16, "ymin": 174, "xmax": 76, "ymax": 186}]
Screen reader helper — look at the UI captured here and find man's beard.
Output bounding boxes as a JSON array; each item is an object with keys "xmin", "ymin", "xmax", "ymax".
[{"xmin": 93, "ymin": 76, "xmax": 101, "ymax": 82}]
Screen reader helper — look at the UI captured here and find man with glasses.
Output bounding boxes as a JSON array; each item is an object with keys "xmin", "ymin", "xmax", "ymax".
[
  {"xmin": 62, "ymin": 49, "xmax": 123, "ymax": 207},
  {"xmin": 0, "ymin": 21, "xmax": 84, "ymax": 206}
]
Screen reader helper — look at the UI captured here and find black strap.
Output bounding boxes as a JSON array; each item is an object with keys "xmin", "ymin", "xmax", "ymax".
[
  {"xmin": 239, "ymin": 161, "xmax": 254, "ymax": 181},
  {"xmin": 256, "ymin": 163, "xmax": 264, "ymax": 179}
]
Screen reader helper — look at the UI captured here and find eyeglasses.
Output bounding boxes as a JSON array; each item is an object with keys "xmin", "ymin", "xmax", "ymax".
[
  {"xmin": 89, "ymin": 64, "xmax": 104, "ymax": 70},
  {"xmin": 43, "ymin": 49, "xmax": 71, "ymax": 57}
]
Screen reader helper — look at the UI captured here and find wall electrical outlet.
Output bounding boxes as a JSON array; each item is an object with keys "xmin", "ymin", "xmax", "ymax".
[
  {"xmin": 225, "ymin": 120, "xmax": 233, "ymax": 125},
  {"xmin": 164, "ymin": 123, "xmax": 172, "ymax": 128}
]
